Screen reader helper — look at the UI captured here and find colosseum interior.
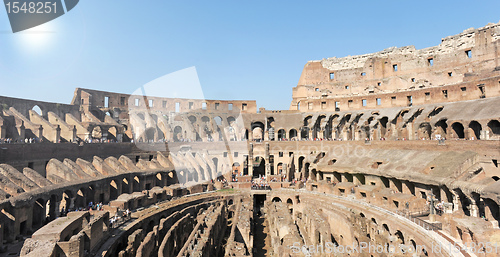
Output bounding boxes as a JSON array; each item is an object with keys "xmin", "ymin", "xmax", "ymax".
[{"xmin": 0, "ymin": 22, "xmax": 499, "ymax": 257}]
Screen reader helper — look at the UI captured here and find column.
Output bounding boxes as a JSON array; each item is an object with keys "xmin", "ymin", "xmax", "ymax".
[
  {"xmin": 248, "ymin": 143, "xmax": 254, "ymax": 177},
  {"xmin": 265, "ymin": 143, "xmax": 270, "ymax": 177}
]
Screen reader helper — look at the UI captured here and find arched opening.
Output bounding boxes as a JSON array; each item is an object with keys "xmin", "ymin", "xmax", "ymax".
[
  {"xmin": 173, "ymin": 126, "xmax": 183, "ymax": 142},
  {"xmin": 277, "ymin": 129, "xmax": 286, "ymax": 140},
  {"xmin": 395, "ymin": 230, "xmax": 405, "ymax": 244},
  {"xmin": 253, "ymin": 156, "xmax": 265, "ymax": 178},
  {"xmin": 435, "ymin": 119, "xmax": 448, "ymax": 137},
  {"xmin": 298, "ymin": 156, "xmax": 305, "ymax": 174},
  {"xmin": 469, "ymin": 121, "xmax": 482, "ymax": 139},
  {"xmin": 483, "ymin": 198, "xmax": 500, "ymax": 225},
  {"xmin": 214, "ymin": 116, "xmax": 222, "ymax": 126},
  {"xmin": 251, "ymin": 122, "xmax": 264, "ymax": 142},
  {"xmin": 289, "ymin": 129, "xmax": 297, "ymax": 140},
  {"xmin": 451, "ymin": 122, "xmax": 465, "ymax": 139},
  {"xmin": 133, "ymin": 176, "xmax": 141, "ymax": 192},
  {"xmin": 121, "ymin": 178, "xmax": 129, "ymax": 194},
  {"xmin": 32, "ymin": 105, "xmax": 42, "ymax": 116},
  {"xmin": 428, "ymin": 106, "xmax": 443, "ymax": 118},
  {"xmin": 75, "ymin": 189, "xmax": 85, "ymax": 208},
  {"xmin": 92, "ymin": 126, "xmax": 103, "ymax": 139},
  {"xmin": 379, "ymin": 117, "xmax": 388, "ymax": 138},
  {"xmin": 277, "ymin": 163, "xmax": 283, "ymax": 175},
  {"xmin": 61, "ymin": 190, "xmax": 73, "ymax": 214},
  {"xmin": 110, "ymin": 180, "xmax": 119, "ymax": 200},
  {"xmin": 488, "ymin": 120, "xmax": 500, "ymax": 138},
  {"xmin": 304, "ymin": 163, "xmax": 310, "ymax": 180},
  {"xmin": 212, "ymin": 158, "xmax": 218, "ymax": 174},
  {"xmin": 232, "ymin": 162, "xmax": 241, "ymax": 175},
  {"xmin": 32, "ymin": 198, "xmax": 45, "ymax": 228},
  {"xmin": 418, "ymin": 122, "xmax": 432, "ymax": 139},
  {"xmin": 267, "ymin": 117, "xmax": 275, "ymax": 141},
  {"xmin": 301, "ymin": 127, "xmax": 309, "ymax": 139},
  {"xmin": 287, "ymin": 198, "xmax": 293, "ymax": 213},
  {"xmin": 156, "ymin": 173, "xmax": 163, "ymax": 187},
  {"xmin": 272, "ymin": 197, "xmax": 281, "ymax": 202},
  {"xmin": 145, "ymin": 128, "xmax": 156, "ymax": 141},
  {"xmin": 382, "ymin": 224, "xmax": 390, "ymax": 234}
]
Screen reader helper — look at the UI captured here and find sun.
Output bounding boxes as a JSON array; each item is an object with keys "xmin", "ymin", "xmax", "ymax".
[{"xmin": 14, "ymin": 21, "xmax": 57, "ymax": 53}]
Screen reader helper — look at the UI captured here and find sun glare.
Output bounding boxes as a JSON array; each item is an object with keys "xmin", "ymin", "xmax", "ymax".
[{"xmin": 14, "ymin": 22, "xmax": 57, "ymax": 53}]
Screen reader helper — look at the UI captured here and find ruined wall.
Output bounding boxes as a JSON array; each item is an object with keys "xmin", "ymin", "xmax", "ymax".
[{"xmin": 291, "ymin": 22, "xmax": 500, "ymax": 111}]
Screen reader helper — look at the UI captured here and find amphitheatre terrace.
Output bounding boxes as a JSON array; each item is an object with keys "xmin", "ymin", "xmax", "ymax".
[{"xmin": 0, "ymin": 22, "xmax": 498, "ymax": 257}]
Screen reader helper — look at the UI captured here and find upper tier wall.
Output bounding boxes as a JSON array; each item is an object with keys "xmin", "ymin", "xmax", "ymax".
[{"xmin": 291, "ymin": 22, "xmax": 500, "ymax": 111}]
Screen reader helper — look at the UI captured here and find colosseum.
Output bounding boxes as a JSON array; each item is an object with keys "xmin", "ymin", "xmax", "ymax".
[{"xmin": 0, "ymin": 22, "xmax": 498, "ymax": 257}]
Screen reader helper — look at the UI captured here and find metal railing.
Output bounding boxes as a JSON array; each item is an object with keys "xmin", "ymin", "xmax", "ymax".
[{"xmin": 396, "ymin": 210, "xmax": 442, "ymax": 231}]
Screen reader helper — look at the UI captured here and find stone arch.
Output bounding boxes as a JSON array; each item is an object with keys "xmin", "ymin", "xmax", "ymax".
[
  {"xmin": 487, "ymin": 120, "xmax": 500, "ymax": 138},
  {"xmin": 213, "ymin": 116, "xmax": 223, "ymax": 126},
  {"xmin": 379, "ymin": 117, "xmax": 389, "ymax": 138},
  {"xmin": 251, "ymin": 122, "xmax": 264, "ymax": 141},
  {"xmin": 277, "ymin": 129, "xmax": 286, "ymax": 140},
  {"xmin": 382, "ymin": 223, "xmax": 390, "ymax": 234},
  {"xmin": 451, "ymin": 122, "xmax": 465, "ymax": 139},
  {"xmin": 300, "ymin": 127, "xmax": 309, "ymax": 139},
  {"xmin": 92, "ymin": 126, "xmax": 103, "ymax": 139},
  {"xmin": 435, "ymin": 119, "xmax": 448, "ymax": 137},
  {"xmin": 75, "ymin": 188, "xmax": 85, "ymax": 208},
  {"xmin": 288, "ymin": 128, "xmax": 298, "ymax": 140},
  {"xmin": 313, "ymin": 115, "xmax": 326, "ymax": 139},
  {"xmin": 286, "ymin": 198, "xmax": 293, "ymax": 213},
  {"xmin": 272, "ymin": 197, "xmax": 281, "ymax": 202},
  {"xmin": 303, "ymin": 116, "xmax": 313, "ymax": 127},
  {"xmin": 277, "ymin": 162, "xmax": 283, "ymax": 175},
  {"xmin": 133, "ymin": 176, "xmax": 141, "ymax": 192},
  {"xmin": 468, "ymin": 120, "xmax": 482, "ymax": 139},
  {"xmin": 298, "ymin": 156, "xmax": 305, "ymax": 174},
  {"xmin": 395, "ymin": 230, "xmax": 405, "ymax": 244},
  {"xmin": 232, "ymin": 162, "xmax": 241, "ymax": 175},
  {"xmin": 32, "ymin": 198, "xmax": 46, "ymax": 228},
  {"xmin": 32, "ymin": 105, "xmax": 43, "ymax": 116},
  {"xmin": 122, "ymin": 178, "xmax": 130, "ymax": 194},
  {"xmin": 212, "ymin": 158, "xmax": 218, "ymax": 174},
  {"xmin": 173, "ymin": 126, "xmax": 183, "ymax": 142},
  {"xmin": 253, "ymin": 156, "xmax": 266, "ymax": 177},
  {"xmin": 110, "ymin": 180, "xmax": 119, "ymax": 200},
  {"xmin": 418, "ymin": 122, "xmax": 432, "ymax": 139},
  {"xmin": 61, "ymin": 190, "xmax": 74, "ymax": 213}
]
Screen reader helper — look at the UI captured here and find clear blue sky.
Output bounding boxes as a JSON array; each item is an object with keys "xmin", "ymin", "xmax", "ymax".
[{"xmin": 0, "ymin": 1, "xmax": 499, "ymax": 110}]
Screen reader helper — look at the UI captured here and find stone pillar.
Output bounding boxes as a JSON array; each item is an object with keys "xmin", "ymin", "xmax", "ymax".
[
  {"xmin": 0, "ymin": 125, "xmax": 5, "ymax": 139},
  {"xmin": 308, "ymin": 129, "xmax": 313, "ymax": 140},
  {"xmin": 452, "ymin": 192, "xmax": 461, "ymax": 213},
  {"xmin": 248, "ymin": 143, "xmax": 254, "ymax": 177},
  {"xmin": 265, "ymin": 143, "xmax": 270, "ymax": 177},
  {"xmin": 72, "ymin": 126, "xmax": 77, "ymax": 142},
  {"xmin": 37, "ymin": 125, "xmax": 44, "ymax": 140},
  {"xmin": 470, "ymin": 198, "xmax": 479, "ymax": 217},
  {"xmin": 282, "ymin": 163, "xmax": 288, "ymax": 181},
  {"xmin": 319, "ymin": 129, "xmax": 324, "ymax": 139},
  {"xmin": 55, "ymin": 125, "xmax": 61, "ymax": 143},
  {"xmin": 407, "ymin": 123, "xmax": 414, "ymax": 140},
  {"xmin": 17, "ymin": 122, "xmax": 26, "ymax": 141}
]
